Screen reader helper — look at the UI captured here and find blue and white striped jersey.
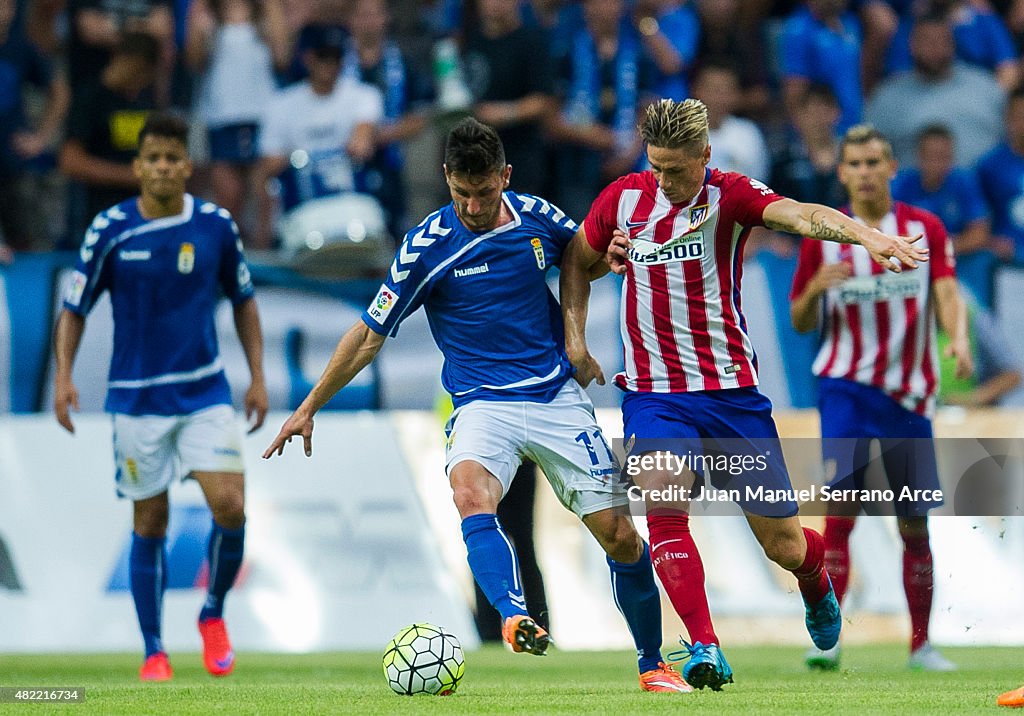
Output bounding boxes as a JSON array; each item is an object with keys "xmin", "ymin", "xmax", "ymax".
[
  {"xmin": 362, "ymin": 192, "xmax": 578, "ymax": 409},
  {"xmin": 64, "ymin": 194, "xmax": 255, "ymax": 416}
]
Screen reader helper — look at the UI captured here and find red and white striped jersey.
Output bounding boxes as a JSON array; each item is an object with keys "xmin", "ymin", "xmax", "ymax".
[
  {"xmin": 583, "ymin": 169, "xmax": 782, "ymax": 393},
  {"xmin": 789, "ymin": 202, "xmax": 956, "ymax": 417}
]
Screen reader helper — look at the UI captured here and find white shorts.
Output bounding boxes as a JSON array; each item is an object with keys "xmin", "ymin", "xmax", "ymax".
[
  {"xmin": 112, "ymin": 404, "xmax": 245, "ymax": 501},
  {"xmin": 444, "ymin": 381, "xmax": 627, "ymax": 518}
]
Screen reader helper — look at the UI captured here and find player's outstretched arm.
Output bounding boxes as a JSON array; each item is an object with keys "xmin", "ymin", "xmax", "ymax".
[
  {"xmin": 263, "ymin": 321, "xmax": 385, "ymax": 458},
  {"xmin": 560, "ymin": 229, "xmax": 606, "ymax": 388},
  {"xmin": 233, "ymin": 298, "xmax": 268, "ymax": 433},
  {"xmin": 53, "ymin": 309, "xmax": 84, "ymax": 434},
  {"xmin": 763, "ymin": 198, "xmax": 929, "ymax": 273}
]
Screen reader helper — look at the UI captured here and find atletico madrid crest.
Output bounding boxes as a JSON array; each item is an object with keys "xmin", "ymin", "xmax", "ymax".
[{"xmin": 689, "ymin": 205, "xmax": 709, "ymax": 231}]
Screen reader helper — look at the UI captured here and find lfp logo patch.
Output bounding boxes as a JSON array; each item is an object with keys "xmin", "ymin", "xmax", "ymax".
[
  {"xmin": 368, "ymin": 284, "xmax": 398, "ymax": 325},
  {"xmin": 65, "ymin": 270, "xmax": 88, "ymax": 308}
]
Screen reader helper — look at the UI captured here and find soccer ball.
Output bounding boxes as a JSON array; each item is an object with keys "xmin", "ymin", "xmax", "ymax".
[{"xmin": 382, "ymin": 623, "xmax": 465, "ymax": 695}]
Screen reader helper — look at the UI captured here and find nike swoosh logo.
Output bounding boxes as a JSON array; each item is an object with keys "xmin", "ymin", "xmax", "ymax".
[
  {"xmin": 216, "ymin": 653, "xmax": 234, "ymax": 669},
  {"xmin": 624, "ymin": 220, "xmax": 647, "ymax": 229}
]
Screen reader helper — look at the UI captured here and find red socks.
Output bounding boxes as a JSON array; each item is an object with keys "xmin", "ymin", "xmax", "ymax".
[
  {"xmin": 646, "ymin": 512, "xmax": 718, "ymax": 645},
  {"xmin": 901, "ymin": 532, "xmax": 933, "ymax": 653},
  {"xmin": 824, "ymin": 518, "xmax": 934, "ymax": 652},
  {"xmin": 823, "ymin": 516, "xmax": 855, "ymax": 604},
  {"xmin": 793, "ymin": 527, "xmax": 832, "ymax": 605}
]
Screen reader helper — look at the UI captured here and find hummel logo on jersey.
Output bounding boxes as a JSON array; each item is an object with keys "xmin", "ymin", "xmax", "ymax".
[
  {"xmin": 119, "ymin": 249, "xmax": 151, "ymax": 261},
  {"xmin": 454, "ymin": 263, "xmax": 490, "ymax": 278},
  {"xmin": 390, "ymin": 214, "xmax": 450, "ymax": 283},
  {"xmin": 79, "ymin": 228, "xmax": 100, "ymax": 263}
]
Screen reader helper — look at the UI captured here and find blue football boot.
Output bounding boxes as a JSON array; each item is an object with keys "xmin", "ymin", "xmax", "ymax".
[
  {"xmin": 667, "ymin": 639, "xmax": 734, "ymax": 691},
  {"xmin": 805, "ymin": 577, "xmax": 842, "ymax": 651}
]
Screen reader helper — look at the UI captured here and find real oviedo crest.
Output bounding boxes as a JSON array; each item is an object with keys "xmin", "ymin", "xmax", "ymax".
[
  {"xmin": 530, "ymin": 237, "xmax": 545, "ymax": 270},
  {"xmin": 177, "ymin": 243, "xmax": 195, "ymax": 274}
]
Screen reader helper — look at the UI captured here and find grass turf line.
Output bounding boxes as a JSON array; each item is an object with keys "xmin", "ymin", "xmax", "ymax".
[{"xmin": 0, "ymin": 644, "xmax": 1018, "ymax": 714}]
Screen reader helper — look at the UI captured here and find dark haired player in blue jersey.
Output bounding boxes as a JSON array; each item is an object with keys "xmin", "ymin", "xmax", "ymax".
[
  {"xmin": 264, "ymin": 117, "xmax": 692, "ymax": 693},
  {"xmin": 53, "ymin": 112, "xmax": 268, "ymax": 682}
]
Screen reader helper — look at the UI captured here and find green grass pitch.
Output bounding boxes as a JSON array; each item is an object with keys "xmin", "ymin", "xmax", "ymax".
[{"xmin": 0, "ymin": 644, "xmax": 1018, "ymax": 714}]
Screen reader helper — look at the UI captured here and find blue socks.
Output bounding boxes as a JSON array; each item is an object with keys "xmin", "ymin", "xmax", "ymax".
[
  {"xmin": 461, "ymin": 513, "xmax": 528, "ymax": 621},
  {"xmin": 129, "ymin": 533, "xmax": 167, "ymax": 657},
  {"xmin": 608, "ymin": 542, "xmax": 664, "ymax": 674},
  {"xmin": 130, "ymin": 520, "xmax": 244, "ymax": 657},
  {"xmin": 199, "ymin": 521, "xmax": 245, "ymax": 623}
]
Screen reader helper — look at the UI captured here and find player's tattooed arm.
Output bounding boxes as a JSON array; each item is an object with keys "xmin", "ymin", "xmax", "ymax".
[
  {"xmin": 762, "ymin": 198, "xmax": 928, "ymax": 273},
  {"xmin": 805, "ymin": 209, "xmax": 859, "ymax": 244},
  {"xmin": 762, "ymin": 199, "xmax": 856, "ymax": 242}
]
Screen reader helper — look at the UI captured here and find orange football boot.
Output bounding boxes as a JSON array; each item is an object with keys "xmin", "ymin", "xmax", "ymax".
[
  {"xmin": 139, "ymin": 652, "xmax": 173, "ymax": 682},
  {"xmin": 998, "ymin": 686, "xmax": 1024, "ymax": 708},
  {"xmin": 501, "ymin": 615, "xmax": 550, "ymax": 656},
  {"xmin": 199, "ymin": 618, "xmax": 236, "ymax": 676},
  {"xmin": 639, "ymin": 662, "xmax": 694, "ymax": 693}
]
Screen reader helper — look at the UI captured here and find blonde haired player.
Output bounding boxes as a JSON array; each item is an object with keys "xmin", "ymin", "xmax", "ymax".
[{"xmin": 560, "ymin": 98, "xmax": 927, "ymax": 690}]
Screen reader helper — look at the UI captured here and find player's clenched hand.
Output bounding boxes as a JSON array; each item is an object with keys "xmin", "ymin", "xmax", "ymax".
[
  {"xmin": 606, "ymin": 228, "xmax": 630, "ymax": 275},
  {"xmin": 53, "ymin": 374, "xmax": 80, "ymax": 434},
  {"xmin": 944, "ymin": 336, "xmax": 975, "ymax": 380},
  {"xmin": 860, "ymin": 229, "xmax": 928, "ymax": 273},
  {"xmin": 263, "ymin": 410, "xmax": 315, "ymax": 458},
  {"xmin": 244, "ymin": 381, "xmax": 269, "ymax": 433},
  {"xmin": 810, "ymin": 263, "xmax": 852, "ymax": 295},
  {"xmin": 569, "ymin": 349, "xmax": 606, "ymax": 388}
]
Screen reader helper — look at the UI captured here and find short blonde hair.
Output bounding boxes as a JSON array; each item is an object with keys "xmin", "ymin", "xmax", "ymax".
[
  {"xmin": 638, "ymin": 98, "xmax": 709, "ymax": 154},
  {"xmin": 840, "ymin": 124, "xmax": 894, "ymax": 161}
]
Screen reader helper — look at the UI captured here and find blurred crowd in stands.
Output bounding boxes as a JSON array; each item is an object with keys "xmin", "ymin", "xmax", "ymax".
[{"xmin": 3, "ymin": 0, "xmax": 1024, "ymax": 308}]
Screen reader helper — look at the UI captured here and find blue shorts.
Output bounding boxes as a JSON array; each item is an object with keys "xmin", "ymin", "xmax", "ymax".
[
  {"xmin": 208, "ymin": 123, "xmax": 259, "ymax": 164},
  {"xmin": 818, "ymin": 377, "xmax": 942, "ymax": 517},
  {"xmin": 622, "ymin": 388, "xmax": 797, "ymax": 517}
]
